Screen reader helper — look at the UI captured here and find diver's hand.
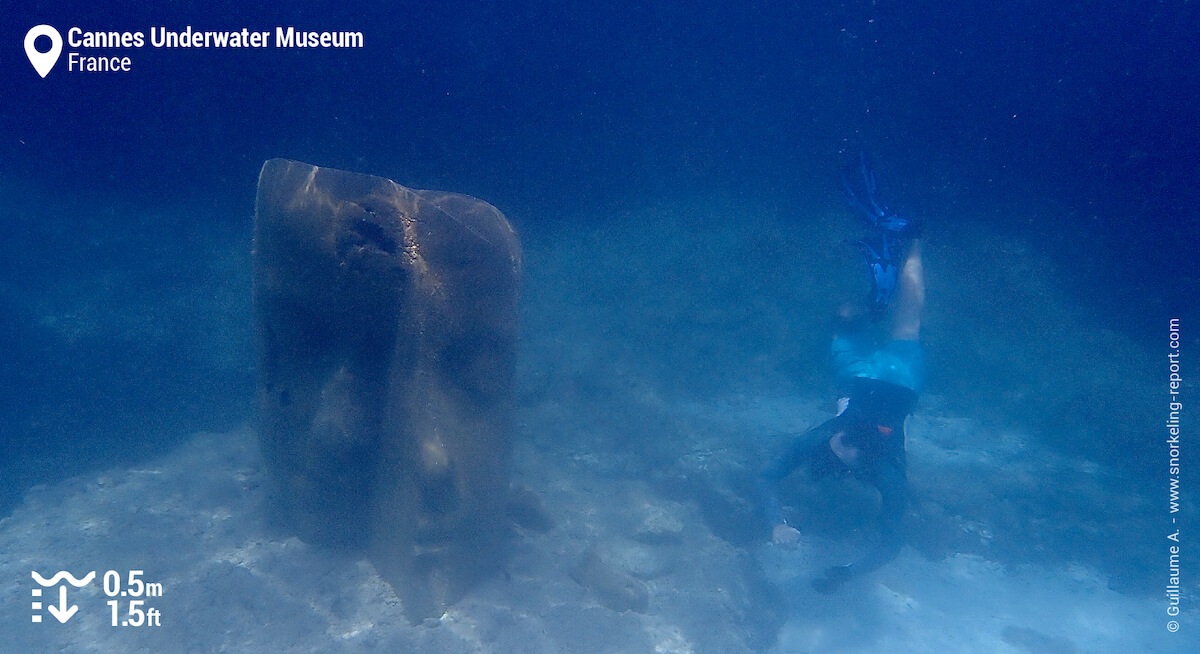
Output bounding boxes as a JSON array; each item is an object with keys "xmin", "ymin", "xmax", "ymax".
[
  {"xmin": 811, "ymin": 564, "xmax": 855, "ymax": 595},
  {"xmin": 772, "ymin": 524, "xmax": 801, "ymax": 549}
]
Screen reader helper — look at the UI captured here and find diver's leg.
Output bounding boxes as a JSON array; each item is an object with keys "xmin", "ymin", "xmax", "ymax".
[
  {"xmin": 873, "ymin": 460, "xmax": 908, "ymax": 559},
  {"xmin": 890, "ymin": 239, "xmax": 924, "ymax": 341},
  {"xmin": 811, "ymin": 459, "xmax": 908, "ymax": 594}
]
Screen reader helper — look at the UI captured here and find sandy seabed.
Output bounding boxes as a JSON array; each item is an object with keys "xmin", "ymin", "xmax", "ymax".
[
  {"xmin": 2, "ymin": 202, "xmax": 1193, "ymax": 653},
  {"xmin": 1, "ymin": 392, "xmax": 1191, "ymax": 653}
]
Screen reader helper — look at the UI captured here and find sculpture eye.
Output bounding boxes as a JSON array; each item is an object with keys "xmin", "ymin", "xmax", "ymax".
[{"xmin": 353, "ymin": 214, "xmax": 398, "ymax": 254}]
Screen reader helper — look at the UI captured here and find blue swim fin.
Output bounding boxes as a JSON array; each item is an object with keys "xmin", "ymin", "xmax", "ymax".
[
  {"xmin": 850, "ymin": 234, "xmax": 901, "ymax": 321},
  {"xmin": 841, "ymin": 153, "xmax": 919, "ymax": 321},
  {"xmin": 841, "ymin": 152, "xmax": 920, "ymax": 239}
]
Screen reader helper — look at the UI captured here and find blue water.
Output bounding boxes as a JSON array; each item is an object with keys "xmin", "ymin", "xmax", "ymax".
[{"xmin": 0, "ymin": 2, "xmax": 1195, "ymax": 651}]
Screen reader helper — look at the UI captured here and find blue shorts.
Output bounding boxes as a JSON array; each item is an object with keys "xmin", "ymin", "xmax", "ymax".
[{"xmin": 831, "ymin": 336, "xmax": 925, "ymax": 394}]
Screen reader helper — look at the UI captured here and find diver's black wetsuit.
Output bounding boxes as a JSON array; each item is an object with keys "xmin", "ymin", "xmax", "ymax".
[{"xmin": 758, "ymin": 377, "xmax": 917, "ymax": 593}]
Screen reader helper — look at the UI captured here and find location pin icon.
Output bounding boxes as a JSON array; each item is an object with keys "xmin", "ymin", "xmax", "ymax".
[{"xmin": 24, "ymin": 25, "xmax": 63, "ymax": 78}]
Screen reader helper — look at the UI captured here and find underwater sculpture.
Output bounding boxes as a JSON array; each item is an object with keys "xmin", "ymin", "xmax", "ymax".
[{"xmin": 253, "ymin": 159, "xmax": 524, "ymax": 621}]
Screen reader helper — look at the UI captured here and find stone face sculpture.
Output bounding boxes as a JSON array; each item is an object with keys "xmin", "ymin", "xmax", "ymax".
[{"xmin": 253, "ymin": 159, "xmax": 522, "ymax": 620}]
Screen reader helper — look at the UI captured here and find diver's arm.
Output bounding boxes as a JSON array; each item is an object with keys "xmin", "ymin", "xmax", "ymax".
[
  {"xmin": 758, "ymin": 457, "xmax": 802, "ymax": 547},
  {"xmin": 758, "ymin": 425, "xmax": 833, "ymax": 538},
  {"xmin": 757, "ymin": 440, "xmax": 805, "ymax": 529},
  {"xmin": 760, "ymin": 422, "xmax": 848, "ymax": 545}
]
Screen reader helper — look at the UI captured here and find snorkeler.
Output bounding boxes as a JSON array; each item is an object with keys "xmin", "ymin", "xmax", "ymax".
[{"xmin": 758, "ymin": 153, "xmax": 924, "ymax": 594}]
